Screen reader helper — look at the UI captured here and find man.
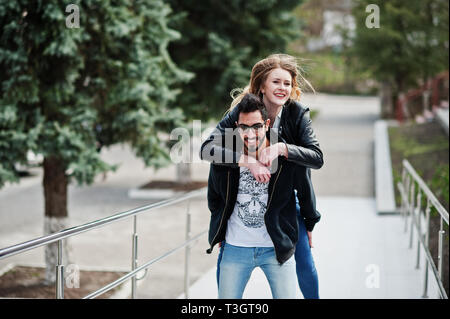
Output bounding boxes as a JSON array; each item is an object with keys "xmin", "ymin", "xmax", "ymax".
[{"xmin": 206, "ymin": 94, "xmax": 320, "ymax": 299}]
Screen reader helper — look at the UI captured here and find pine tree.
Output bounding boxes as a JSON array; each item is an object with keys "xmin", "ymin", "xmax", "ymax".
[
  {"xmin": 165, "ymin": 0, "xmax": 302, "ymax": 183},
  {"xmin": 167, "ymin": 0, "xmax": 303, "ymax": 121},
  {"xmin": 0, "ymin": 0, "xmax": 190, "ymax": 283}
]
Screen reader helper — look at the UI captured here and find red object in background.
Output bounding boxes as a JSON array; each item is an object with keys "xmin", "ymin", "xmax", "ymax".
[{"xmin": 395, "ymin": 71, "xmax": 449, "ymax": 123}]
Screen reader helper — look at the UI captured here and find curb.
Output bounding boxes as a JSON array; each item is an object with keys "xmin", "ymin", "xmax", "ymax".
[
  {"xmin": 128, "ymin": 188, "xmax": 184, "ymax": 200},
  {"xmin": 374, "ymin": 120, "xmax": 398, "ymax": 214}
]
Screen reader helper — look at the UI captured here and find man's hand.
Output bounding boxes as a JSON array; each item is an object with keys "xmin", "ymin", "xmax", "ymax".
[
  {"xmin": 258, "ymin": 143, "xmax": 288, "ymax": 167},
  {"xmin": 307, "ymin": 231, "xmax": 314, "ymax": 248}
]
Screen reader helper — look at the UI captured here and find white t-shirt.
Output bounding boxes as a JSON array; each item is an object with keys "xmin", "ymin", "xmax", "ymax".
[{"xmin": 225, "ymin": 167, "xmax": 274, "ymax": 247}]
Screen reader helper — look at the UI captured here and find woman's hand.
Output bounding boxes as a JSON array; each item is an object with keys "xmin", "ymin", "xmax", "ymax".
[
  {"xmin": 247, "ymin": 161, "xmax": 271, "ymax": 183},
  {"xmin": 258, "ymin": 143, "xmax": 288, "ymax": 167},
  {"xmin": 239, "ymin": 154, "xmax": 271, "ymax": 183},
  {"xmin": 307, "ymin": 231, "xmax": 314, "ymax": 248}
]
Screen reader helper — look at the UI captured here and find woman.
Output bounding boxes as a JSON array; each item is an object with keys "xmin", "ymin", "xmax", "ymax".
[{"xmin": 201, "ymin": 53, "xmax": 323, "ymax": 299}]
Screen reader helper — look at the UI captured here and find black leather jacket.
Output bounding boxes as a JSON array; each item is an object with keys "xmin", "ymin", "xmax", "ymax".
[
  {"xmin": 206, "ymin": 157, "xmax": 321, "ymax": 265},
  {"xmin": 202, "ymin": 99, "xmax": 323, "ymax": 264},
  {"xmin": 200, "ymin": 99, "xmax": 323, "ymax": 169}
]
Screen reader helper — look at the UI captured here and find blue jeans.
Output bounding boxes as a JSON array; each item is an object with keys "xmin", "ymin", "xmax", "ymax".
[
  {"xmin": 216, "ymin": 193, "xmax": 319, "ymax": 299},
  {"xmin": 295, "ymin": 197, "xmax": 320, "ymax": 299},
  {"xmin": 217, "ymin": 242, "xmax": 297, "ymax": 299}
]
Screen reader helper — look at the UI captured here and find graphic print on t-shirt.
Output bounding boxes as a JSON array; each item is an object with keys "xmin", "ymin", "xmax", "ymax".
[{"xmin": 235, "ymin": 168, "xmax": 269, "ymax": 228}]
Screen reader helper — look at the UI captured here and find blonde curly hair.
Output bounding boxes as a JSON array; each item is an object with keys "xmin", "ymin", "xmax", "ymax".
[{"xmin": 229, "ymin": 53, "xmax": 314, "ymax": 110}]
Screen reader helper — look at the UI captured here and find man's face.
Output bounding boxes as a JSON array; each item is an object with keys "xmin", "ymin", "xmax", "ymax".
[{"xmin": 236, "ymin": 110, "xmax": 269, "ymax": 153}]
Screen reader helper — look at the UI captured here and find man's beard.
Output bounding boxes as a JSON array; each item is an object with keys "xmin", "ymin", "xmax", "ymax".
[{"xmin": 244, "ymin": 136, "xmax": 266, "ymax": 154}]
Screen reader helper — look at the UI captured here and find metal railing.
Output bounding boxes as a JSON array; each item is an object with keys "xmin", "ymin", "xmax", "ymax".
[
  {"xmin": 397, "ymin": 159, "xmax": 449, "ymax": 299},
  {"xmin": 0, "ymin": 187, "xmax": 208, "ymax": 299}
]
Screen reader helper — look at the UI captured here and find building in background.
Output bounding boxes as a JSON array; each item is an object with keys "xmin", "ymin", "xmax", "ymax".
[{"xmin": 302, "ymin": 0, "xmax": 355, "ymax": 52}]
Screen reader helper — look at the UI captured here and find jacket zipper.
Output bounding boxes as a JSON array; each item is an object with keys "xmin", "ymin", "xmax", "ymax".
[
  {"xmin": 208, "ymin": 170, "xmax": 230, "ymax": 251},
  {"xmin": 264, "ymin": 164, "xmax": 284, "ymax": 263},
  {"xmin": 266, "ymin": 164, "xmax": 283, "ymax": 212}
]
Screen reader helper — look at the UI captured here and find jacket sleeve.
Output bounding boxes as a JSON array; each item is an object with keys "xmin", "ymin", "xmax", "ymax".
[
  {"xmin": 294, "ymin": 166, "xmax": 321, "ymax": 231},
  {"xmin": 199, "ymin": 106, "xmax": 242, "ymax": 167},
  {"xmin": 285, "ymin": 108, "xmax": 324, "ymax": 169},
  {"xmin": 207, "ymin": 165, "xmax": 222, "ymax": 213}
]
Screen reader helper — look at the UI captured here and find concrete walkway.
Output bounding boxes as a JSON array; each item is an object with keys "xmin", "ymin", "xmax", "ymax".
[
  {"xmin": 0, "ymin": 93, "xmax": 440, "ymax": 299},
  {"xmin": 180, "ymin": 197, "xmax": 439, "ymax": 299}
]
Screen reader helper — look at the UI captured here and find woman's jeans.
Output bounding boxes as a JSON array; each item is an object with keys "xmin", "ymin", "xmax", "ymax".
[
  {"xmin": 217, "ymin": 242, "xmax": 297, "ymax": 299},
  {"xmin": 216, "ymin": 196, "xmax": 319, "ymax": 299},
  {"xmin": 294, "ymin": 199, "xmax": 320, "ymax": 299}
]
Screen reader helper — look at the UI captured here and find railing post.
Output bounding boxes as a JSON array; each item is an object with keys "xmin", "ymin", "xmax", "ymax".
[
  {"xmin": 404, "ymin": 174, "xmax": 411, "ymax": 233},
  {"xmin": 131, "ymin": 215, "xmax": 138, "ymax": 299},
  {"xmin": 415, "ymin": 191, "xmax": 422, "ymax": 269},
  {"xmin": 422, "ymin": 200, "xmax": 431, "ymax": 298},
  {"xmin": 56, "ymin": 240, "xmax": 64, "ymax": 299},
  {"xmin": 409, "ymin": 182, "xmax": 416, "ymax": 249},
  {"xmin": 400, "ymin": 168, "xmax": 407, "ymax": 220},
  {"xmin": 438, "ymin": 217, "xmax": 444, "ymax": 282},
  {"xmin": 184, "ymin": 199, "xmax": 192, "ymax": 299}
]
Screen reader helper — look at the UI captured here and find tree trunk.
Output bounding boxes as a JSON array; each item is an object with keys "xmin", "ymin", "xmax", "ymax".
[
  {"xmin": 380, "ymin": 82, "xmax": 394, "ymax": 119},
  {"xmin": 395, "ymin": 77, "xmax": 408, "ymax": 120},
  {"xmin": 43, "ymin": 156, "xmax": 72, "ymax": 285}
]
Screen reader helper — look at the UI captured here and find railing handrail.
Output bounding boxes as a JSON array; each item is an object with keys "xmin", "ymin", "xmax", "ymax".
[
  {"xmin": 402, "ymin": 159, "xmax": 449, "ymax": 224},
  {"xmin": 0, "ymin": 187, "xmax": 207, "ymax": 260},
  {"xmin": 83, "ymin": 229, "xmax": 207, "ymax": 299},
  {"xmin": 398, "ymin": 159, "xmax": 448, "ymax": 299}
]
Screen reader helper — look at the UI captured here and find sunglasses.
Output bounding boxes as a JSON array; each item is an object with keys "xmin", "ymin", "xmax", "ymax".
[{"xmin": 235, "ymin": 122, "xmax": 266, "ymax": 133}]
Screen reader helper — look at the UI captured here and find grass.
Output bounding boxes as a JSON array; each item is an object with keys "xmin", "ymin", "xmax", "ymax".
[
  {"xmin": 389, "ymin": 121, "xmax": 449, "ymax": 211},
  {"xmin": 287, "ymin": 49, "xmax": 378, "ymax": 96}
]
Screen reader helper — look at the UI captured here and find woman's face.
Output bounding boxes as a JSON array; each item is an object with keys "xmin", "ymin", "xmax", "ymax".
[{"xmin": 260, "ymin": 68, "xmax": 292, "ymax": 109}]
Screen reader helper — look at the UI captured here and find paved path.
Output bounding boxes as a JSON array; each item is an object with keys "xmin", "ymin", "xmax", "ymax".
[
  {"xmin": 0, "ymin": 93, "xmax": 439, "ymax": 299},
  {"xmin": 304, "ymin": 93, "xmax": 379, "ymax": 197},
  {"xmin": 180, "ymin": 197, "xmax": 439, "ymax": 299}
]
